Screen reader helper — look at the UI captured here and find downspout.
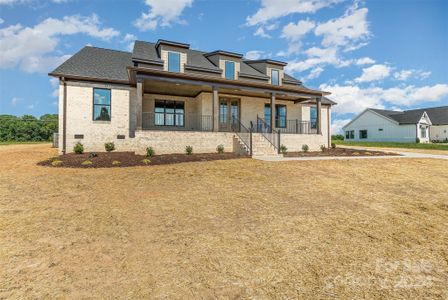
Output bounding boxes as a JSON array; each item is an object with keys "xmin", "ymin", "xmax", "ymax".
[
  {"xmin": 327, "ymin": 106, "xmax": 331, "ymax": 148},
  {"xmin": 62, "ymin": 77, "xmax": 67, "ymax": 154}
]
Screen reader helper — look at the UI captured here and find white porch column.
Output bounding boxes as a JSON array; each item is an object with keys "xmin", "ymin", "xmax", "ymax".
[
  {"xmin": 270, "ymin": 92, "xmax": 276, "ymax": 131},
  {"xmin": 136, "ymin": 79, "xmax": 143, "ymax": 130},
  {"xmin": 212, "ymin": 86, "xmax": 219, "ymax": 132},
  {"xmin": 316, "ymin": 96, "xmax": 322, "ymax": 134}
]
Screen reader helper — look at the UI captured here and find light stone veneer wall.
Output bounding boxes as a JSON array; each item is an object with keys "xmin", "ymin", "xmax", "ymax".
[
  {"xmin": 59, "ymin": 81, "xmax": 136, "ymax": 154},
  {"xmin": 160, "ymin": 46, "xmax": 187, "ymax": 73}
]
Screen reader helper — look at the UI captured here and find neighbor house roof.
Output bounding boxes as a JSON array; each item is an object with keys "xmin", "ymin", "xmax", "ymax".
[
  {"xmin": 50, "ymin": 46, "xmax": 133, "ymax": 83},
  {"xmin": 370, "ymin": 107, "xmax": 448, "ymax": 125}
]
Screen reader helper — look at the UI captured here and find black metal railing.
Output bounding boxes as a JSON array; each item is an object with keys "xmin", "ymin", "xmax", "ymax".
[
  {"xmin": 231, "ymin": 117, "xmax": 252, "ymax": 156},
  {"xmin": 256, "ymin": 116, "xmax": 280, "ymax": 153},
  {"xmin": 142, "ymin": 112, "xmax": 213, "ymax": 131},
  {"xmin": 278, "ymin": 120, "xmax": 317, "ymax": 134}
]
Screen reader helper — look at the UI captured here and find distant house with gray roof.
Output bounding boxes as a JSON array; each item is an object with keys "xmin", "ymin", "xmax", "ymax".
[
  {"xmin": 342, "ymin": 106, "xmax": 448, "ymax": 143},
  {"xmin": 49, "ymin": 39, "xmax": 335, "ymax": 155}
]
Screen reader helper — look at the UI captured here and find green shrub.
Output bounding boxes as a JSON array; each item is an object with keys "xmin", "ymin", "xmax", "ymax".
[
  {"xmin": 279, "ymin": 144, "xmax": 287, "ymax": 154},
  {"xmin": 320, "ymin": 145, "xmax": 326, "ymax": 152},
  {"xmin": 331, "ymin": 134, "xmax": 344, "ymax": 141},
  {"xmin": 146, "ymin": 146, "xmax": 155, "ymax": 157},
  {"xmin": 73, "ymin": 142, "xmax": 84, "ymax": 154},
  {"xmin": 185, "ymin": 145, "xmax": 193, "ymax": 155},
  {"xmin": 142, "ymin": 159, "xmax": 151, "ymax": 165},
  {"xmin": 51, "ymin": 160, "xmax": 62, "ymax": 167},
  {"xmin": 112, "ymin": 160, "xmax": 120, "ymax": 166},
  {"xmin": 81, "ymin": 160, "xmax": 92, "ymax": 166},
  {"xmin": 331, "ymin": 142, "xmax": 336, "ymax": 149},
  {"xmin": 216, "ymin": 144, "xmax": 224, "ymax": 154},
  {"xmin": 416, "ymin": 137, "xmax": 420, "ymax": 144},
  {"xmin": 105, "ymin": 142, "xmax": 115, "ymax": 152},
  {"xmin": 302, "ymin": 144, "xmax": 309, "ymax": 152}
]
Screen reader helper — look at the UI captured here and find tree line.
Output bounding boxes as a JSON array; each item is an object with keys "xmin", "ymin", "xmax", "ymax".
[{"xmin": 0, "ymin": 114, "xmax": 58, "ymax": 142}]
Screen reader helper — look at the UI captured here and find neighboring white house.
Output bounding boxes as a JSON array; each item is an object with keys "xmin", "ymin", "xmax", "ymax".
[{"xmin": 342, "ymin": 106, "xmax": 448, "ymax": 143}]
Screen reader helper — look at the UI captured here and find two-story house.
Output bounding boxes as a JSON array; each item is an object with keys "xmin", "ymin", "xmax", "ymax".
[{"xmin": 49, "ymin": 39, "xmax": 335, "ymax": 156}]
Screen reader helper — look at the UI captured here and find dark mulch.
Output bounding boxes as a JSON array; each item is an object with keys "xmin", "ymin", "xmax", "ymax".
[
  {"xmin": 284, "ymin": 148, "xmax": 400, "ymax": 157},
  {"xmin": 38, "ymin": 152, "xmax": 248, "ymax": 168}
]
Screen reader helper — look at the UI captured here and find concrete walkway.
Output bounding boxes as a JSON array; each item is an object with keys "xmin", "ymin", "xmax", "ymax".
[{"xmin": 254, "ymin": 150, "xmax": 448, "ymax": 162}]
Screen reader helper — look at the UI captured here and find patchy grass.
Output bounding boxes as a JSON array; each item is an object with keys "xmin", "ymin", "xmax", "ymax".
[
  {"xmin": 1, "ymin": 144, "xmax": 447, "ymax": 299},
  {"xmin": 0, "ymin": 141, "xmax": 51, "ymax": 146},
  {"xmin": 333, "ymin": 140, "xmax": 448, "ymax": 151}
]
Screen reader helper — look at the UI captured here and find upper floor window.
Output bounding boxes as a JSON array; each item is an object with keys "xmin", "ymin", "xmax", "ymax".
[
  {"xmin": 93, "ymin": 88, "xmax": 111, "ymax": 121},
  {"xmin": 168, "ymin": 52, "xmax": 181, "ymax": 72},
  {"xmin": 310, "ymin": 106, "xmax": 317, "ymax": 129},
  {"xmin": 271, "ymin": 69, "xmax": 279, "ymax": 86},
  {"xmin": 225, "ymin": 61, "xmax": 235, "ymax": 80}
]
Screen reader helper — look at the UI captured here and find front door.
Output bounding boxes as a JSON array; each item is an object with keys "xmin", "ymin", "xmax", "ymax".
[{"xmin": 219, "ymin": 98, "xmax": 239, "ymax": 131}]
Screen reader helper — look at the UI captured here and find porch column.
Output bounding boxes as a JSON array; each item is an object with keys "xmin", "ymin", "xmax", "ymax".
[
  {"xmin": 270, "ymin": 93, "xmax": 276, "ymax": 132},
  {"xmin": 136, "ymin": 79, "xmax": 143, "ymax": 130},
  {"xmin": 212, "ymin": 86, "xmax": 219, "ymax": 132},
  {"xmin": 316, "ymin": 96, "xmax": 322, "ymax": 134}
]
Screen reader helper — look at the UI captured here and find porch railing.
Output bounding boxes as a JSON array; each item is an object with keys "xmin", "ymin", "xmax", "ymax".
[
  {"xmin": 255, "ymin": 116, "xmax": 280, "ymax": 153},
  {"xmin": 142, "ymin": 112, "xmax": 212, "ymax": 131},
  {"xmin": 256, "ymin": 118, "xmax": 317, "ymax": 134},
  {"xmin": 231, "ymin": 117, "xmax": 252, "ymax": 156}
]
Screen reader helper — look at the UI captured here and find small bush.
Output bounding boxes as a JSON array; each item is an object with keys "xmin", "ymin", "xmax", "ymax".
[
  {"xmin": 51, "ymin": 160, "xmax": 62, "ymax": 167},
  {"xmin": 73, "ymin": 142, "xmax": 84, "ymax": 154},
  {"xmin": 302, "ymin": 144, "xmax": 309, "ymax": 152},
  {"xmin": 279, "ymin": 144, "xmax": 288, "ymax": 154},
  {"xmin": 81, "ymin": 160, "xmax": 92, "ymax": 166},
  {"xmin": 142, "ymin": 159, "xmax": 151, "ymax": 165},
  {"xmin": 416, "ymin": 137, "xmax": 420, "ymax": 144},
  {"xmin": 185, "ymin": 145, "xmax": 193, "ymax": 155},
  {"xmin": 112, "ymin": 160, "xmax": 120, "ymax": 166},
  {"xmin": 146, "ymin": 146, "xmax": 155, "ymax": 157},
  {"xmin": 320, "ymin": 145, "xmax": 326, "ymax": 152},
  {"xmin": 331, "ymin": 134, "xmax": 344, "ymax": 141},
  {"xmin": 331, "ymin": 142, "xmax": 336, "ymax": 149},
  {"xmin": 216, "ymin": 144, "xmax": 225, "ymax": 154},
  {"xmin": 105, "ymin": 142, "xmax": 115, "ymax": 152}
]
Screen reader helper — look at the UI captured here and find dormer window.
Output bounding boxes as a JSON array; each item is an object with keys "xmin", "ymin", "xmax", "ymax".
[
  {"xmin": 271, "ymin": 69, "xmax": 279, "ymax": 86},
  {"xmin": 168, "ymin": 51, "xmax": 181, "ymax": 72},
  {"xmin": 225, "ymin": 61, "xmax": 235, "ymax": 80}
]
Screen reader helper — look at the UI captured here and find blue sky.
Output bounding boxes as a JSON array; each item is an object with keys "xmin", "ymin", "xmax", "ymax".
[{"xmin": 1, "ymin": 0, "xmax": 447, "ymax": 132}]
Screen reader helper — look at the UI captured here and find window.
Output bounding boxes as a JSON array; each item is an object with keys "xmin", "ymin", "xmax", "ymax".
[
  {"xmin": 93, "ymin": 88, "xmax": 111, "ymax": 121},
  {"xmin": 345, "ymin": 130, "xmax": 355, "ymax": 139},
  {"xmin": 154, "ymin": 100, "xmax": 184, "ymax": 126},
  {"xmin": 310, "ymin": 106, "xmax": 317, "ymax": 129},
  {"xmin": 360, "ymin": 130, "xmax": 368, "ymax": 139},
  {"xmin": 271, "ymin": 69, "xmax": 279, "ymax": 86},
  {"xmin": 168, "ymin": 52, "xmax": 181, "ymax": 72},
  {"xmin": 225, "ymin": 61, "xmax": 235, "ymax": 80},
  {"xmin": 378, "ymin": 128, "xmax": 383, "ymax": 131},
  {"xmin": 264, "ymin": 104, "xmax": 287, "ymax": 128}
]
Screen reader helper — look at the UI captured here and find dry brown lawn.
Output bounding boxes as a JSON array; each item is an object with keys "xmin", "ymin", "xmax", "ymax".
[{"xmin": 1, "ymin": 144, "xmax": 447, "ymax": 299}]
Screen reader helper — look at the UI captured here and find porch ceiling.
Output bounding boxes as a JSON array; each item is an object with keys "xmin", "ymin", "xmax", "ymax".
[{"xmin": 143, "ymin": 78, "xmax": 312, "ymax": 102}]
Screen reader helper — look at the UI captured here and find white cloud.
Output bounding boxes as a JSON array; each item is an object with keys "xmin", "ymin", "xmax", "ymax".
[
  {"xmin": 331, "ymin": 118, "xmax": 351, "ymax": 134},
  {"xmin": 254, "ymin": 27, "xmax": 271, "ymax": 38},
  {"xmin": 0, "ymin": 14, "xmax": 119, "ymax": 73},
  {"xmin": 246, "ymin": 0, "xmax": 340, "ymax": 26},
  {"xmin": 355, "ymin": 57, "xmax": 375, "ymax": 65},
  {"xmin": 0, "ymin": 18, "xmax": 4, "ymax": 24},
  {"xmin": 10, "ymin": 97, "xmax": 20, "ymax": 106},
  {"xmin": 281, "ymin": 19, "xmax": 315, "ymax": 41},
  {"xmin": 123, "ymin": 33, "xmax": 137, "ymax": 51},
  {"xmin": 314, "ymin": 6, "xmax": 370, "ymax": 50},
  {"xmin": 320, "ymin": 83, "xmax": 448, "ymax": 114},
  {"xmin": 306, "ymin": 66, "xmax": 324, "ymax": 80},
  {"xmin": 394, "ymin": 69, "xmax": 431, "ymax": 81},
  {"xmin": 50, "ymin": 77, "xmax": 60, "ymax": 98},
  {"xmin": 354, "ymin": 64, "xmax": 391, "ymax": 83},
  {"xmin": 285, "ymin": 47, "xmax": 350, "ymax": 73},
  {"xmin": 245, "ymin": 50, "xmax": 265, "ymax": 60},
  {"xmin": 134, "ymin": 0, "xmax": 193, "ymax": 31},
  {"xmin": 277, "ymin": 42, "xmax": 301, "ymax": 57}
]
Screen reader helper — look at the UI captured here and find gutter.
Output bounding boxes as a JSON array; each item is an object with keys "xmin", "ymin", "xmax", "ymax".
[{"xmin": 62, "ymin": 78, "xmax": 67, "ymax": 154}]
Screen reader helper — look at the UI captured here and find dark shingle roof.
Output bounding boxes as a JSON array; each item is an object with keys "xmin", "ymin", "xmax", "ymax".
[
  {"xmin": 50, "ymin": 46, "xmax": 132, "ymax": 82},
  {"xmin": 370, "ymin": 106, "xmax": 448, "ymax": 125},
  {"xmin": 132, "ymin": 41, "xmax": 162, "ymax": 63}
]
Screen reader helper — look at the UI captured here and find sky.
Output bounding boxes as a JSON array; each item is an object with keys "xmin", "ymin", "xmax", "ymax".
[{"xmin": 1, "ymin": 0, "xmax": 447, "ymax": 133}]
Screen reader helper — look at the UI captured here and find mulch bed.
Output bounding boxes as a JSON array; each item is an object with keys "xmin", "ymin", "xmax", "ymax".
[
  {"xmin": 284, "ymin": 147, "xmax": 400, "ymax": 157},
  {"xmin": 38, "ymin": 152, "xmax": 248, "ymax": 168}
]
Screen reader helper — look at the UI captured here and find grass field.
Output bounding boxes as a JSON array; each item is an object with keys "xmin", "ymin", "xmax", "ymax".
[
  {"xmin": 334, "ymin": 140, "xmax": 448, "ymax": 151},
  {"xmin": 1, "ymin": 144, "xmax": 447, "ymax": 298},
  {"xmin": 0, "ymin": 140, "xmax": 52, "ymax": 145}
]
